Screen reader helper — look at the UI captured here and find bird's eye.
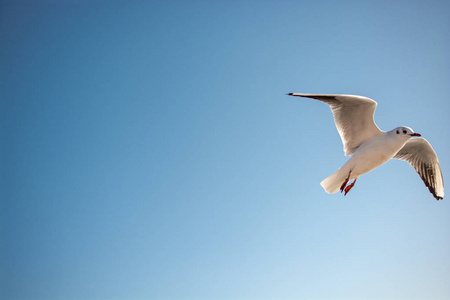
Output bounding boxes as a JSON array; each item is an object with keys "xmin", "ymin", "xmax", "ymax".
[
  {"xmin": 403, "ymin": 130, "xmax": 407, "ymax": 134},
  {"xmin": 396, "ymin": 130, "xmax": 399, "ymax": 134}
]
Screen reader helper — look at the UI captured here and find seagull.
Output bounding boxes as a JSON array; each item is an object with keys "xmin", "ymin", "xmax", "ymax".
[{"xmin": 287, "ymin": 93, "xmax": 444, "ymax": 200}]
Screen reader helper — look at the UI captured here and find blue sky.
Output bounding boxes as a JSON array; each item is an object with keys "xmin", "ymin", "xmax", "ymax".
[{"xmin": 1, "ymin": 1, "xmax": 450, "ymax": 299}]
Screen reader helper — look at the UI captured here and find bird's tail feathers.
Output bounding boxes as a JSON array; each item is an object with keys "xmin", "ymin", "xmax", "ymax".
[{"xmin": 320, "ymin": 169, "xmax": 347, "ymax": 194}]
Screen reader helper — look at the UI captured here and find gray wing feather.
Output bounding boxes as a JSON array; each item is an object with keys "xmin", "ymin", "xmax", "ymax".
[
  {"xmin": 394, "ymin": 138, "xmax": 444, "ymax": 200},
  {"xmin": 288, "ymin": 93, "xmax": 382, "ymax": 155}
]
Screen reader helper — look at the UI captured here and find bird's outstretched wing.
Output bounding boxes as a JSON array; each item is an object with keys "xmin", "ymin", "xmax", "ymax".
[
  {"xmin": 394, "ymin": 137, "xmax": 444, "ymax": 200},
  {"xmin": 287, "ymin": 93, "xmax": 382, "ymax": 155}
]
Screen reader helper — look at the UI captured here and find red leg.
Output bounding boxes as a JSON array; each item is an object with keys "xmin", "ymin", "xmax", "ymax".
[
  {"xmin": 344, "ymin": 178, "xmax": 357, "ymax": 196},
  {"xmin": 340, "ymin": 170, "xmax": 352, "ymax": 193}
]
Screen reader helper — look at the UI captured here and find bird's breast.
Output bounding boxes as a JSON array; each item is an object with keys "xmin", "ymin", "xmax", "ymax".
[{"xmin": 350, "ymin": 135, "xmax": 407, "ymax": 175}]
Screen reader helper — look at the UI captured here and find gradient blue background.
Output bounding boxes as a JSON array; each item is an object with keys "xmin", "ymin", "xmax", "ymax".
[{"xmin": 1, "ymin": 1, "xmax": 450, "ymax": 299}]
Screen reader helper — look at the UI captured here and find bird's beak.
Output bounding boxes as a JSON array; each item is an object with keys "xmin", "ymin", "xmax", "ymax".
[{"xmin": 410, "ymin": 133, "xmax": 421, "ymax": 137}]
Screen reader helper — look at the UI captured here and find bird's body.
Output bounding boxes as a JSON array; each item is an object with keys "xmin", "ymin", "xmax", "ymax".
[
  {"xmin": 321, "ymin": 129, "xmax": 414, "ymax": 193},
  {"xmin": 287, "ymin": 93, "xmax": 444, "ymax": 200}
]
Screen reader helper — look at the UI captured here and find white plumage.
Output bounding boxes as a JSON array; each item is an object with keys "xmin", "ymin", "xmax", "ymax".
[{"xmin": 288, "ymin": 93, "xmax": 444, "ymax": 200}]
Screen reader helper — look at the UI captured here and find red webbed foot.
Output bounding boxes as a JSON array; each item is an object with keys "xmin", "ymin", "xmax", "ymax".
[{"xmin": 344, "ymin": 178, "xmax": 357, "ymax": 196}]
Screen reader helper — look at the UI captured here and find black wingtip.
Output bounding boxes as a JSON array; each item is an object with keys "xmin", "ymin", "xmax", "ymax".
[{"xmin": 286, "ymin": 93, "xmax": 294, "ymax": 96}]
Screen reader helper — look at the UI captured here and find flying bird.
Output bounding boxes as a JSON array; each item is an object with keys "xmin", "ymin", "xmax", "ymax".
[{"xmin": 287, "ymin": 93, "xmax": 444, "ymax": 200}]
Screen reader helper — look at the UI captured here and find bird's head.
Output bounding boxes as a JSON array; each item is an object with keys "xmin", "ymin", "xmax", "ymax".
[{"xmin": 391, "ymin": 126, "xmax": 421, "ymax": 139}]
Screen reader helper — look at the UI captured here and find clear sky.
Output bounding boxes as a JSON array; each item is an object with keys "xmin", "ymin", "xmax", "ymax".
[{"xmin": 1, "ymin": 1, "xmax": 450, "ymax": 299}]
